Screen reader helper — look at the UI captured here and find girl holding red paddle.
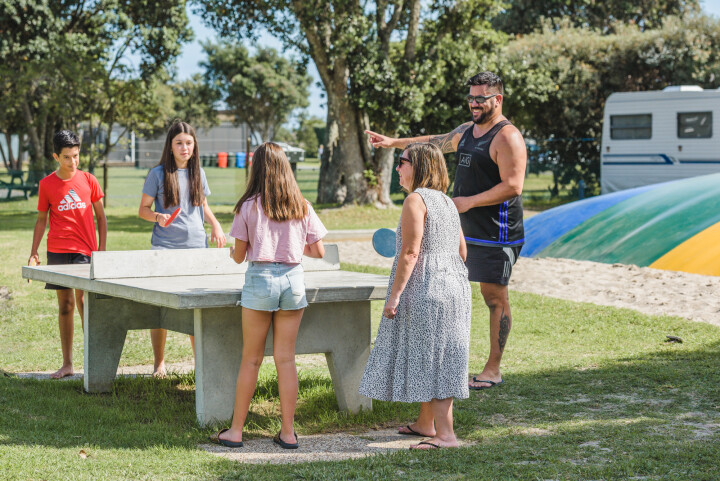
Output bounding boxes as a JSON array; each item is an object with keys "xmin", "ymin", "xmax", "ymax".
[{"xmin": 138, "ymin": 121, "xmax": 226, "ymax": 378}]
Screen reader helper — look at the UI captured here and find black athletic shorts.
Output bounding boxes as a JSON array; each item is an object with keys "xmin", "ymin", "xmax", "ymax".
[
  {"xmin": 44, "ymin": 251, "xmax": 91, "ymax": 290},
  {"xmin": 465, "ymin": 244, "xmax": 522, "ymax": 285}
]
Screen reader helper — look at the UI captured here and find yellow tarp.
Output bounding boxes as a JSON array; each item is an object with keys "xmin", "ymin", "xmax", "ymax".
[{"xmin": 651, "ymin": 222, "xmax": 720, "ymax": 276}]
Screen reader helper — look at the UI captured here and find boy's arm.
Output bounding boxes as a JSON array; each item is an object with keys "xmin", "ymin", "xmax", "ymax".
[
  {"xmin": 365, "ymin": 122, "xmax": 473, "ymax": 154},
  {"xmin": 93, "ymin": 200, "xmax": 107, "ymax": 251},
  {"xmin": 29, "ymin": 211, "xmax": 49, "ymax": 265},
  {"xmin": 202, "ymin": 199, "xmax": 226, "ymax": 248}
]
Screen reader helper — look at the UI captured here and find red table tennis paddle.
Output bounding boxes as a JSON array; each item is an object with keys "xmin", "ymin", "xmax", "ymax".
[{"xmin": 164, "ymin": 207, "xmax": 181, "ymax": 227}]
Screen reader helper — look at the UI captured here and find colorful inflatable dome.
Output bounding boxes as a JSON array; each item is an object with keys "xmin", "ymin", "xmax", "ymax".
[{"xmin": 521, "ymin": 173, "xmax": 720, "ymax": 276}]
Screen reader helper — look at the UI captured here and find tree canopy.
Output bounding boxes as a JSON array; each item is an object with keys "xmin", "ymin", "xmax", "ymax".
[
  {"xmin": 500, "ymin": 14, "xmax": 720, "ymax": 194},
  {"xmin": 201, "ymin": 41, "xmax": 311, "ymax": 143},
  {"xmin": 198, "ymin": 0, "xmax": 504, "ymax": 205},
  {"xmin": 494, "ymin": 0, "xmax": 701, "ymax": 34},
  {"xmin": 0, "ymin": 0, "xmax": 191, "ymax": 171}
]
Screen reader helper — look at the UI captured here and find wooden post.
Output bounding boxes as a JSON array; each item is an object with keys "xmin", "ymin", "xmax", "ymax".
[
  {"xmin": 245, "ymin": 136, "xmax": 251, "ymax": 185},
  {"xmin": 103, "ymin": 162, "xmax": 108, "ymax": 207}
]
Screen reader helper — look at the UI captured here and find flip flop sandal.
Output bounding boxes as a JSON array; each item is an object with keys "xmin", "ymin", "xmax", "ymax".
[
  {"xmin": 210, "ymin": 428, "xmax": 244, "ymax": 448},
  {"xmin": 469, "ymin": 378, "xmax": 504, "ymax": 390},
  {"xmin": 410, "ymin": 441, "xmax": 441, "ymax": 450},
  {"xmin": 273, "ymin": 431, "xmax": 299, "ymax": 449},
  {"xmin": 398, "ymin": 425, "xmax": 430, "ymax": 437}
]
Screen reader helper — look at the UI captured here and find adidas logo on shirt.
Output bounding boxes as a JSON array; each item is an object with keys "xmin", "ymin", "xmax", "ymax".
[{"xmin": 58, "ymin": 189, "xmax": 87, "ymax": 211}]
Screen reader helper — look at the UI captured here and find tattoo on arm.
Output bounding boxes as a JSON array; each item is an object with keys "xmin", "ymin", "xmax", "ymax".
[
  {"xmin": 498, "ymin": 307, "xmax": 511, "ymax": 352},
  {"xmin": 428, "ymin": 123, "xmax": 472, "ymax": 153}
]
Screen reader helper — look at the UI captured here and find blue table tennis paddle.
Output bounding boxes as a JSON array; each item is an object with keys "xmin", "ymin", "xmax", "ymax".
[{"xmin": 372, "ymin": 228, "xmax": 397, "ymax": 258}]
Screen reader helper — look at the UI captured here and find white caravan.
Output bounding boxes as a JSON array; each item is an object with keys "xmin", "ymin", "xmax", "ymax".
[{"xmin": 601, "ymin": 85, "xmax": 720, "ymax": 193}]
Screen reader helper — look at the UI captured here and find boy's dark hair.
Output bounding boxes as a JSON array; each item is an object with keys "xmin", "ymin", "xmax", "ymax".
[
  {"xmin": 53, "ymin": 130, "xmax": 81, "ymax": 154},
  {"xmin": 466, "ymin": 71, "xmax": 504, "ymax": 94}
]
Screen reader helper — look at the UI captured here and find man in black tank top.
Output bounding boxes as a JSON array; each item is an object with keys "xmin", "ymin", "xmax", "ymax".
[{"xmin": 366, "ymin": 71, "xmax": 527, "ymax": 392}]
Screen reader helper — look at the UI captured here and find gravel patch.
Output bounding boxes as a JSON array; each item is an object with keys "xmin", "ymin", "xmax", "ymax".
[{"xmin": 201, "ymin": 428, "xmax": 475, "ymax": 464}]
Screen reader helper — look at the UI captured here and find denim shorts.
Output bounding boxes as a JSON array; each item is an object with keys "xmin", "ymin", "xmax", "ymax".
[{"xmin": 241, "ymin": 262, "xmax": 308, "ymax": 311}]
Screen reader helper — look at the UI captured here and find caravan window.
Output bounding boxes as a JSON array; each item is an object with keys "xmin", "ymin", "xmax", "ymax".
[
  {"xmin": 678, "ymin": 112, "xmax": 712, "ymax": 138},
  {"xmin": 610, "ymin": 114, "xmax": 652, "ymax": 140}
]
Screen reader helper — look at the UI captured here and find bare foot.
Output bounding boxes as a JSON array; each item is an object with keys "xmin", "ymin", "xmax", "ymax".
[
  {"xmin": 410, "ymin": 437, "xmax": 459, "ymax": 449},
  {"xmin": 152, "ymin": 363, "xmax": 167, "ymax": 379},
  {"xmin": 50, "ymin": 364, "xmax": 73, "ymax": 379},
  {"xmin": 398, "ymin": 423, "xmax": 436, "ymax": 437}
]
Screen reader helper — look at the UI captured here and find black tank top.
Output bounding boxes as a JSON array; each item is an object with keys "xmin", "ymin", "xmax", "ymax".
[{"xmin": 453, "ymin": 120, "xmax": 524, "ymax": 247}]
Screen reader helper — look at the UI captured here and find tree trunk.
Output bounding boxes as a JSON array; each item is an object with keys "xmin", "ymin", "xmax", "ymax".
[
  {"xmin": 374, "ymin": 148, "xmax": 394, "ymax": 205},
  {"xmin": 21, "ymin": 99, "xmax": 45, "ymax": 171},
  {"xmin": 0, "ymin": 136, "xmax": 7, "ymax": 170},
  {"xmin": 318, "ymin": 86, "xmax": 372, "ymax": 204},
  {"xmin": 88, "ymin": 117, "xmax": 95, "ymax": 174},
  {"xmin": 317, "ymin": 79, "xmax": 394, "ymax": 205}
]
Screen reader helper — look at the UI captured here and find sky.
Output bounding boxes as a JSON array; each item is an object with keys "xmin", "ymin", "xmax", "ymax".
[
  {"xmin": 174, "ymin": 10, "xmax": 325, "ymax": 121},
  {"xmin": 175, "ymin": 1, "xmax": 720, "ymax": 123}
]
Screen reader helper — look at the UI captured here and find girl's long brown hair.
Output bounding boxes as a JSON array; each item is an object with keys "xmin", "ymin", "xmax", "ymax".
[
  {"xmin": 157, "ymin": 121, "xmax": 204, "ymax": 208},
  {"xmin": 234, "ymin": 142, "xmax": 308, "ymax": 221}
]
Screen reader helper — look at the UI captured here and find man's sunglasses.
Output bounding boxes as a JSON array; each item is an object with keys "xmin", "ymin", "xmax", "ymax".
[{"xmin": 466, "ymin": 93, "xmax": 499, "ymax": 104}]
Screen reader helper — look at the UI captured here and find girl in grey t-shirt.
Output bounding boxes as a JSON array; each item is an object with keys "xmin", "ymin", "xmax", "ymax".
[{"xmin": 138, "ymin": 121, "xmax": 226, "ymax": 378}]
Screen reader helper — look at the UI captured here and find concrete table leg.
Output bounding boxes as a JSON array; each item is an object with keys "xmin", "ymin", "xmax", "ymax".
[
  {"xmin": 325, "ymin": 301, "xmax": 372, "ymax": 414},
  {"xmin": 300, "ymin": 302, "xmax": 373, "ymax": 414},
  {"xmin": 83, "ymin": 293, "xmax": 129, "ymax": 392},
  {"xmin": 194, "ymin": 307, "xmax": 243, "ymax": 426}
]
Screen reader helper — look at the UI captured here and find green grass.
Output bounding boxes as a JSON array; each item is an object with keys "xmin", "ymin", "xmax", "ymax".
[
  {"xmin": 1, "ymin": 171, "xmax": 718, "ymax": 479},
  {"xmin": 522, "ymin": 171, "xmax": 575, "ymax": 211}
]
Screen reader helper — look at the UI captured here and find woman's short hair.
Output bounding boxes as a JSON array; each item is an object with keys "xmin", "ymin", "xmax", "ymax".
[{"xmin": 406, "ymin": 143, "xmax": 450, "ymax": 193}]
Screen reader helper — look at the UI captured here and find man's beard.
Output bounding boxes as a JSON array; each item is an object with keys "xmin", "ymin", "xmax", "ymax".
[{"xmin": 472, "ymin": 105, "xmax": 496, "ymax": 125}]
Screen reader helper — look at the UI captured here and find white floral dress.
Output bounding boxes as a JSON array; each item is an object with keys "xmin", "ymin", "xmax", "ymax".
[{"xmin": 359, "ymin": 188, "xmax": 471, "ymax": 402}]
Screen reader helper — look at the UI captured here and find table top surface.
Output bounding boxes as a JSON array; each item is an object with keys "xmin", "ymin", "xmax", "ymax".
[{"xmin": 23, "ymin": 264, "xmax": 389, "ymax": 309}]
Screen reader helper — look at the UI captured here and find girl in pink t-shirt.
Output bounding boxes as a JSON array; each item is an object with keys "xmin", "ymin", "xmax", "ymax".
[{"xmin": 212, "ymin": 142, "xmax": 327, "ymax": 450}]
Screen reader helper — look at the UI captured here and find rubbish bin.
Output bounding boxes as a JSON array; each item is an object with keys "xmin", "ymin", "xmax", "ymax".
[
  {"xmin": 217, "ymin": 152, "xmax": 228, "ymax": 168},
  {"xmin": 236, "ymin": 152, "xmax": 245, "ymax": 168}
]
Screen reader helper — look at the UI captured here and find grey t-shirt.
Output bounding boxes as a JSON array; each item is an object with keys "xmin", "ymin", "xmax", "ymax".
[{"xmin": 142, "ymin": 166, "xmax": 211, "ymax": 249}]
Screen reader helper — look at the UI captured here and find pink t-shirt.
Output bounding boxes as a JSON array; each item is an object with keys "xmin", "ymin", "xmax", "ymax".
[{"xmin": 230, "ymin": 195, "xmax": 328, "ymax": 263}]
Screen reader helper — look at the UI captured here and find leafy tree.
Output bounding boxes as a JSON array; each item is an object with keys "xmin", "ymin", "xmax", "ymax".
[
  {"xmin": 499, "ymin": 14, "xmax": 720, "ymax": 194},
  {"xmin": 494, "ymin": 0, "xmax": 700, "ymax": 35},
  {"xmin": 198, "ymin": 0, "xmax": 504, "ymax": 205},
  {"xmin": 201, "ymin": 41, "xmax": 311, "ymax": 143},
  {"xmin": 0, "ymin": 0, "xmax": 191, "ymax": 172},
  {"xmin": 295, "ymin": 115, "xmax": 326, "ymax": 157}
]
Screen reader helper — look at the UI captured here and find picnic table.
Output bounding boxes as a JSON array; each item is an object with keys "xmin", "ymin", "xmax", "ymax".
[
  {"xmin": 22, "ymin": 246, "xmax": 389, "ymax": 425},
  {"xmin": 0, "ymin": 169, "xmax": 46, "ymax": 199}
]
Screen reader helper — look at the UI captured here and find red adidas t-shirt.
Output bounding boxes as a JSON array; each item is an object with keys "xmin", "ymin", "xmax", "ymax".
[{"xmin": 37, "ymin": 171, "xmax": 104, "ymax": 256}]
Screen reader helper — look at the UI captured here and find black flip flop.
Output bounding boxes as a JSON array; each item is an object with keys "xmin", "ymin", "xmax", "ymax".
[
  {"xmin": 410, "ymin": 441, "xmax": 441, "ymax": 450},
  {"xmin": 398, "ymin": 425, "xmax": 429, "ymax": 437},
  {"xmin": 210, "ymin": 428, "xmax": 244, "ymax": 448},
  {"xmin": 469, "ymin": 377, "xmax": 504, "ymax": 390},
  {"xmin": 273, "ymin": 431, "xmax": 299, "ymax": 449}
]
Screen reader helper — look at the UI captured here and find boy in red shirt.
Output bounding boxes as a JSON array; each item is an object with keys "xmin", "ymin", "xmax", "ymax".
[{"xmin": 28, "ymin": 130, "xmax": 107, "ymax": 379}]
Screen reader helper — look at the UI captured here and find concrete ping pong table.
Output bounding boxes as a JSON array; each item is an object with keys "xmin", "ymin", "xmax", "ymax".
[{"xmin": 22, "ymin": 246, "xmax": 389, "ymax": 425}]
